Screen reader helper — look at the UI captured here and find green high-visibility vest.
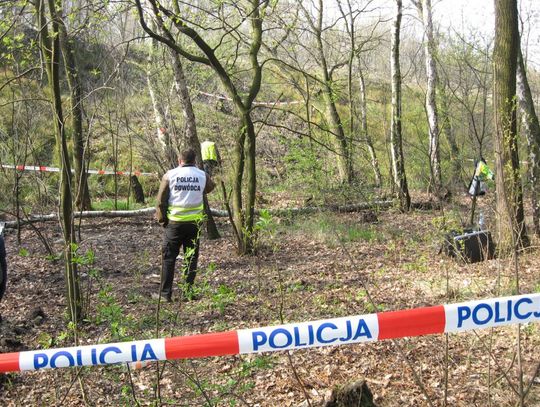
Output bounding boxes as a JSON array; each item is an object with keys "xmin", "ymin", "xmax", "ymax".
[
  {"xmin": 201, "ymin": 141, "xmax": 217, "ymax": 161},
  {"xmin": 475, "ymin": 160, "xmax": 494, "ymax": 181}
]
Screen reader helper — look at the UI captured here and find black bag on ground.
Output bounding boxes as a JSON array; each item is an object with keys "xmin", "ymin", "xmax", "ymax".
[{"xmin": 441, "ymin": 228, "xmax": 495, "ymax": 263}]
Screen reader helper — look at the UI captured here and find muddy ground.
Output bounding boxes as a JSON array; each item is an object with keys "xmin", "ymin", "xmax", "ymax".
[{"xmin": 0, "ymin": 200, "xmax": 539, "ymax": 406}]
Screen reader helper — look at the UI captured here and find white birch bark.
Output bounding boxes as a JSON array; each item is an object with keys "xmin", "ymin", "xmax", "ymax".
[
  {"xmin": 390, "ymin": 0, "xmax": 410, "ymax": 210},
  {"xmin": 415, "ymin": 0, "xmax": 441, "ymax": 192},
  {"xmin": 145, "ymin": 36, "xmax": 176, "ymax": 169}
]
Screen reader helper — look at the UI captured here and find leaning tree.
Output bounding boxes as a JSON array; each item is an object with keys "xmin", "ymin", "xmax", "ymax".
[
  {"xmin": 135, "ymin": 0, "xmax": 269, "ymax": 254},
  {"xmin": 36, "ymin": 0, "xmax": 81, "ymax": 322}
]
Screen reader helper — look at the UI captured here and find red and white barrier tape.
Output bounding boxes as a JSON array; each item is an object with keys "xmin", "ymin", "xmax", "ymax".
[
  {"xmin": 1, "ymin": 165, "xmax": 156, "ymax": 177},
  {"xmin": 1, "ymin": 293, "xmax": 538, "ymax": 373}
]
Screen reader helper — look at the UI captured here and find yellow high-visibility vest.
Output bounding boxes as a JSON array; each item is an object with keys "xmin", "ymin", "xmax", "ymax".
[
  {"xmin": 201, "ymin": 141, "xmax": 218, "ymax": 161},
  {"xmin": 475, "ymin": 160, "xmax": 494, "ymax": 181}
]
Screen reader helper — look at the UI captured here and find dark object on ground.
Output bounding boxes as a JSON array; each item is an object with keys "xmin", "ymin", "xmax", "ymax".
[
  {"xmin": 359, "ymin": 210, "xmax": 378, "ymax": 224},
  {"xmin": 12, "ymin": 325, "xmax": 28, "ymax": 335},
  {"xmin": 324, "ymin": 379, "xmax": 377, "ymax": 407},
  {"xmin": 412, "ymin": 200, "xmax": 442, "ymax": 210},
  {"xmin": 130, "ymin": 175, "xmax": 145, "ymax": 204},
  {"xmin": 437, "ymin": 187, "xmax": 452, "ymax": 201},
  {"xmin": 441, "ymin": 229, "xmax": 495, "ymax": 263},
  {"xmin": 0, "ymin": 337, "xmax": 22, "ymax": 349},
  {"xmin": 26, "ymin": 307, "xmax": 46, "ymax": 326}
]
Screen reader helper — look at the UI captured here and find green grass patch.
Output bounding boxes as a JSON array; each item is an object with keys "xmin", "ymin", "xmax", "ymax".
[
  {"xmin": 92, "ymin": 198, "xmax": 153, "ymax": 211},
  {"xmin": 286, "ymin": 213, "xmax": 381, "ymax": 246}
]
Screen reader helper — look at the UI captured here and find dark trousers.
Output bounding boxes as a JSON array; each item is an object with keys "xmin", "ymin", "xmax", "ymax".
[
  {"xmin": 161, "ymin": 222, "xmax": 200, "ymax": 299},
  {"xmin": 203, "ymin": 160, "xmax": 218, "ymax": 177}
]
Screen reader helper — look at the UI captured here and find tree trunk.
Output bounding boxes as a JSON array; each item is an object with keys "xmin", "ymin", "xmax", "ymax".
[
  {"xmin": 244, "ymin": 115, "xmax": 257, "ymax": 251},
  {"xmin": 37, "ymin": 0, "xmax": 81, "ymax": 322},
  {"xmin": 170, "ymin": 49, "xmax": 220, "ymax": 239},
  {"xmin": 390, "ymin": 0, "xmax": 410, "ymax": 211},
  {"xmin": 146, "ymin": 35, "xmax": 177, "ymax": 169},
  {"xmin": 493, "ymin": 0, "xmax": 528, "ymax": 251},
  {"xmin": 438, "ymin": 78, "xmax": 461, "ymax": 187},
  {"xmin": 232, "ymin": 118, "xmax": 247, "ymax": 253},
  {"xmin": 417, "ymin": 0, "xmax": 442, "ymax": 194},
  {"xmin": 312, "ymin": 0, "xmax": 351, "ymax": 184},
  {"xmin": 130, "ymin": 175, "xmax": 145, "ymax": 204},
  {"xmin": 358, "ymin": 67, "xmax": 382, "ymax": 187},
  {"xmin": 516, "ymin": 47, "xmax": 540, "ymax": 236},
  {"xmin": 58, "ymin": 16, "xmax": 91, "ymax": 211}
]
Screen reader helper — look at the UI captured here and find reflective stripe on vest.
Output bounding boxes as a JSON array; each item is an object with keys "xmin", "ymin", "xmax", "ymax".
[
  {"xmin": 167, "ymin": 204, "xmax": 205, "ymax": 222},
  {"xmin": 201, "ymin": 142, "xmax": 217, "ymax": 161}
]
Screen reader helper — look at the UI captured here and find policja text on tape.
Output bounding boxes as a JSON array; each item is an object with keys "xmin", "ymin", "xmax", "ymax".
[{"xmin": 1, "ymin": 293, "xmax": 539, "ymax": 373}]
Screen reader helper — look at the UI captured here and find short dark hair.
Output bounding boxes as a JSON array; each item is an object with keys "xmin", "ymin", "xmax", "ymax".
[{"xmin": 180, "ymin": 148, "xmax": 196, "ymax": 164}]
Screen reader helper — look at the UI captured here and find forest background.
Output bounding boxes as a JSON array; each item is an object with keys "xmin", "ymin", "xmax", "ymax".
[{"xmin": 1, "ymin": 0, "xmax": 540, "ymax": 406}]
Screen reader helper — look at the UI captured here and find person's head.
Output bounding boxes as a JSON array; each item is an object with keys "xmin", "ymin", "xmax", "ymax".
[{"xmin": 179, "ymin": 148, "xmax": 196, "ymax": 165}]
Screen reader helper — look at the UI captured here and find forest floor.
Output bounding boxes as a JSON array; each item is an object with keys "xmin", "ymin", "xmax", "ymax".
[{"xmin": 1, "ymin": 194, "xmax": 540, "ymax": 406}]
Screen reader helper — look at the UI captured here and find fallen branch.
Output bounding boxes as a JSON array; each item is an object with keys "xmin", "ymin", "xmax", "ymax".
[{"xmin": 4, "ymin": 201, "xmax": 394, "ymax": 229}]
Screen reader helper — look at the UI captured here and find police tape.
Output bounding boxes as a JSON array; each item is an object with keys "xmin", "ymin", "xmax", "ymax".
[
  {"xmin": 1, "ymin": 293, "xmax": 539, "ymax": 373},
  {"xmin": 1, "ymin": 165, "xmax": 156, "ymax": 177}
]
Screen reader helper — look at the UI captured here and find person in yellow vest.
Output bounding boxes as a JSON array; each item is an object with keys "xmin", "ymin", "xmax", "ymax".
[
  {"xmin": 468, "ymin": 158, "xmax": 494, "ymax": 196},
  {"xmin": 200, "ymin": 140, "xmax": 221, "ymax": 176},
  {"xmin": 155, "ymin": 149, "xmax": 215, "ymax": 302}
]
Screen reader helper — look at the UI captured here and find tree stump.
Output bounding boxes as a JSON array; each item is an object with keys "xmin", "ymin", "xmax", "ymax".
[
  {"xmin": 130, "ymin": 175, "xmax": 145, "ymax": 204},
  {"xmin": 324, "ymin": 379, "xmax": 377, "ymax": 407}
]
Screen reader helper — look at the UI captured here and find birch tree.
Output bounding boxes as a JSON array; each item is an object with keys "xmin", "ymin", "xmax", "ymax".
[
  {"xmin": 412, "ymin": 0, "xmax": 441, "ymax": 193},
  {"xmin": 145, "ymin": 36, "xmax": 178, "ymax": 170},
  {"xmin": 390, "ymin": 0, "xmax": 410, "ymax": 211}
]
